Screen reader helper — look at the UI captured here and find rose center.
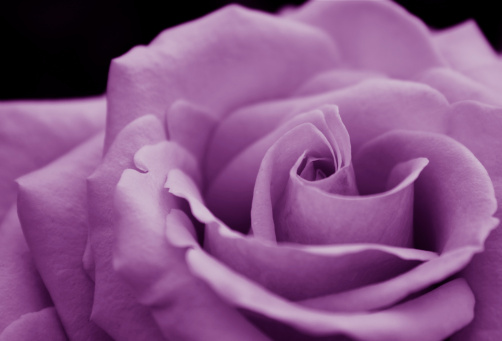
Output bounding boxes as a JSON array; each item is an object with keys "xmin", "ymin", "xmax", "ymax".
[{"xmin": 297, "ymin": 156, "xmax": 336, "ymax": 181}]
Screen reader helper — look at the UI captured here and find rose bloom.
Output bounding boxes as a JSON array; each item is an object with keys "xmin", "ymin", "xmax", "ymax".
[{"xmin": 1, "ymin": 1, "xmax": 502, "ymax": 340}]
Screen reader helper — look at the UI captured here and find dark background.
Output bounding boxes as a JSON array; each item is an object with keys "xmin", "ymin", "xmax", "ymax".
[{"xmin": 1, "ymin": 0, "xmax": 501, "ymax": 100}]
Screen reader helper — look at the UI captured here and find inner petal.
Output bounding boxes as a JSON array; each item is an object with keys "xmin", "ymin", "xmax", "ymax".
[
  {"xmin": 297, "ymin": 156, "xmax": 335, "ymax": 181},
  {"xmin": 274, "ymin": 157, "xmax": 428, "ymax": 246}
]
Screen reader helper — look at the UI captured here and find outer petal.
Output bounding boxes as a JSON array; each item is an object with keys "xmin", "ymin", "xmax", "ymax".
[
  {"xmin": 85, "ymin": 115, "xmax": 167, "ymax": 340},
  {"xmin": 0, "ymin": 308, "xmax": 67, "ymax": 341},
  {"xmin": 105, "ymin": 4, "xmax": 338, "ymax": 149},
  {"xmin": 0, "ymin": 97, "xmax": 105, "ymax": 222},
  {"xmin": 187, "ymin": 247, "xmax": 474, "ymax": 341},
  {"xmin": 287, "ymin": 0, "xmax": 445, "ymax": 78},
  {"xmin": 445, "ymin": 102, "xmax": 502, "ymax": 341},
  {"xmin": 17, "ymin": 134, "xmax": 110, "ymax": 341},
  {"xmin": 114, "ymin": 142, "xmax": 270, "ymax": 341},
  {"xmin": 432, "ymin": 20, "xmax": 499, "ymax": 72},
  {"xmin": 0, "ymin": 205, "xmax": 51, "ymax": 334}
]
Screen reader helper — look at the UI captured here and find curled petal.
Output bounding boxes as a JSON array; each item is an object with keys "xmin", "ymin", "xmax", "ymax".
[
  {"xmin": 187, "ymin": 247, "xmax": 474, "ymax": 341},
  {"xmin": 206, "ymin": 79, "xmax": 447, "ymax": 182},
  {"xmin": 206, "ymin": 106, "xmax": 342, "ymax": 233},
  {"xmin": 305, "ymin": 130, "xmax": 497, "ymax": 313},
  {"xmin": 86, "ymin": 115, "xmax": 167, "ymax": 341},
  {"xmin": 114, "ymin": 142, "xmax": 270, "ymax": 341},
  {"xmin": 167, "ymin": 169, "xmax": 436, "ymax": 302}
]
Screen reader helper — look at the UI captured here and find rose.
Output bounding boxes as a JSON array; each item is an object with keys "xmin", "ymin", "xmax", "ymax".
[{"xmin": 1, "ymin": 1, "xmax": 501, "ymax": 340}]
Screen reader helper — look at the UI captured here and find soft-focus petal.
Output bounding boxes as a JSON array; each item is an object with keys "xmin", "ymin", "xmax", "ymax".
[
  {"xmin": 0, "ymin": 307, "xmax": 67, "ymax": 341},
  {"xmin": 287, "ymin": 0, "xmax": 445, "ymax": 78},
  {"xmin": 0, "ymin": 97, "xmax": 105, "ymax": 222},
  {"xmin": 17, "ymin": 134, "xmax": 110, "ymax": 341},
  {"xmin": 105, "ymin": 4, "xmax": 338, "ymax": 149},
  {"xmin": 86, "ymin": 115, "xmax": 167, "ymax": 340},
  {"xmin": 0, "ymin": 205, "xmax": 51, "ymax": 334},
  {"xmin": 114, "ymin": 142, "xmax": 270, "ymax": 341}
]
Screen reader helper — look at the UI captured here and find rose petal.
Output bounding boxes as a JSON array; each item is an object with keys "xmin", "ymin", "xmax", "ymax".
[
  {"xmin": 417, "ymin": 67, "xmax": 502, "ymax": 107},
  {"xmin": 0, "ymin": 205, "xmax": 51, "ymax": 334},
  {"xmin": 114, "ymin": 142, "xmax": 270, "ymax": 341},
  {"xmin": 105, "ymin": 4, "xmax": 338, "ymax": 149},
  {"xmin": 166, "ymin": 100, "xmax": 217, "ymax": 165},
  {"xmin": 432, "ymin": 20, "xmax": 498, "ymax": 72},
  {"xmin": 463, "ymin": 61, "xmax": 502, "ymax": 95},
  {"xmin": 0, "ymin": 96, "xmax": 105, "ymax": 222},
  {"xmin": 444, "ymin": 102, "xmax": 502, "ymax": 341},
  {"xmin": 166, "ymin": 169, "xmax": 437, "ymax": 302},
  {"xmin": 86, "ymin": 115, "xmax": 166, "ymax": 340},
  {"xmin": 206, "ymin": 106, "xmax": 342, "ymax": 233},
  {"xmin": 187, "ymin": 247, "xmax": 474, "ymax": 341},
  {"xmin": 292, "ymin": 69, "xmax": 386, "ymax": 97},
  {"xmin": 17, "ymin": 134, "xmax": 110, "ymax": 341},
  {"xmin": 302, "ymin": 130, "xmax": 497, "ymax": 312},
  {"xmin": 0, "ymin": 307, "xmax": 66, "ymax": 341},
  {"xmin": 274, "ymin": 156, "xmax": 428, "ymax": 246},
  {"xmin": 206, "ymin": 79, "xmax": 447, "ymax": 183},
  {"xmin": 287, "ymin": 0, "xmax": 445, "ymax": 78}
]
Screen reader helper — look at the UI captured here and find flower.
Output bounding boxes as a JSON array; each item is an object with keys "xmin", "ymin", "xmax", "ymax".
[{"xmin": 1, "ymin": 1, "xmax": 502, "ymax": 340}]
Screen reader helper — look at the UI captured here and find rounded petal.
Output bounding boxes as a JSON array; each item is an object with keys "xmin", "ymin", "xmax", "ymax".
[
  {"xmin": 287, "ymin": 0, "xmax": 445, "ymax": 78},
  {"xmin": 105, "ymin": 4, "xmax": 338, "ymax": 149}
]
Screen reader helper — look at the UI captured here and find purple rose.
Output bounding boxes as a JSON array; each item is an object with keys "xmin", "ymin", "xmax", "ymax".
[{"xmin": 1, "ymin": 1, "xmax": 501, "ymax": 340}]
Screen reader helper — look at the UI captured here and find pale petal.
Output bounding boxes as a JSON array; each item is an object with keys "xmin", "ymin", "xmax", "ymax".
[{"xmin": 205, "ymin": 106, "xmax": 341, "ymax": 233}]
